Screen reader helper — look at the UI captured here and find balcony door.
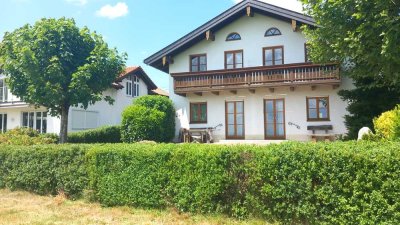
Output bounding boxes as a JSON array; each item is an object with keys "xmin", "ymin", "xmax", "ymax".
[
  {"xmin": 264, "ymin": 99, "xmax": 286, "ymax": 140},
  {"xmin": 225, "ymin": 101, "xmax": 244, "ymax": 139}
]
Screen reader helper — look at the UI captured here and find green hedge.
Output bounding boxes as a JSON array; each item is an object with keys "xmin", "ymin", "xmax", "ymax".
[
  {"xmin": 68, "ymin": 126, "xmax": 121, "ymax": 143},
  {"xmin": 0, "ymin": 144, "xmax": 90, "ymax": 198},
  {"xmin": 87, "ymin": 142, "xmax": 400, "ymax": 224},
  {"xmin": 1, "ymin": 141, "xmax": 400, "ymax": 224}
]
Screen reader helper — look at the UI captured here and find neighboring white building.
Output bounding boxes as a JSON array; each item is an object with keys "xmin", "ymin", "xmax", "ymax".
[
  {"xmin": 145, "ymin": 0, "xmax": 353, "ymax": 141},
  {"xmin": 0, "ymin": 66, "xmax": 160, "ymax": 133}
]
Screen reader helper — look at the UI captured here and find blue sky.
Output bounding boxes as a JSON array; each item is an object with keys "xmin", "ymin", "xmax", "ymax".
[{"xmin": 0, "ymin": 0, "xmax": 302, "ymax": 91}]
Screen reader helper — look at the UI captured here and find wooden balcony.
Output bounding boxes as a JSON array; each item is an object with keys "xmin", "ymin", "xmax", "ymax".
[{"xmin": 171, "ymin": 63, "xmax": 341, "ymax": 94}]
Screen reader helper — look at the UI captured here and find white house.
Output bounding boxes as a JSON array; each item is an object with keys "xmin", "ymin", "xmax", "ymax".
[
  {"xmin": 0, "ymin": 66, "xmax": 160, "ymax": 133},
  {"xmin": 144, "ymin": 0, "xmax": 352, "ymax": 141}
]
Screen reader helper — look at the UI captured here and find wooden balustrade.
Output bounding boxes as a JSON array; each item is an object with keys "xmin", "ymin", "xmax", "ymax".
[{"xmin": 171, "ymin": 63, "xmax": 340, "ymax": 94}]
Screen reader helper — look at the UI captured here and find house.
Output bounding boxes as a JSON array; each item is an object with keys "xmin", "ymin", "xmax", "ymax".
[
  {"xmin": 144, "ymin": 0, "xmax": 352, "ymax": 141},
  {"xmin": 0, "ymin": 66, "xmax": 158, "ymax": 133}
]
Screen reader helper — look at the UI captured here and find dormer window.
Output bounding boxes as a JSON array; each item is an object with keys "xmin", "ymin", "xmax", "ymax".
[
  {"xmin": 126, "ymin": 75, "xmax": 140, "ymax": 97},
  {"xmin": 226, "ymin": 32, "xmax": 241, "ymax": 41},
  {"xmin": 265, "ymin": 28, "xmax": 281, "ymax": 37}
]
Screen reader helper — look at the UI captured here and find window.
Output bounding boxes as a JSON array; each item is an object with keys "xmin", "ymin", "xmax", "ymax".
[
  {"xmin": 0, "ymin": 113, "xmax": 7, "ymax": 133},
  {"xmin": 307, "ymin": 97, "xmax": 330, "ymax": 121},
  {"xmin": 226, "ymin": 32, "xmax": 241, "ymax": 41},
  {"xmin": 0, "ymin": 79, "xmax": 8, "ymax": 103},
  {"xmin": 190, "ymin": 54, "xmax": 207, "ymax": 72},
  {"xmin": 225, "ymin": 50, "xmax": 243, "ymax": 69},
  {"xmin": 190, "ymin": 102, "xmax": 207, "ymax": 123},
  {"xmin": 265, "ymin": 27, "xmax": 282, "ymax": 37},
  {"xmin": 22, "ymin": 111, "xmax": 47, "ymax": 133},
  {"xmin": 304, "ymin": 43, "xmax": 311, "ymax": 62},
  {"xmin": 263, "ymin": 46, "xmax": 284, "ymax": 66},
  {"xmin": 71, "ymin": 109, "xmax": 98, "ymax": 130},
  {"xmin": 126, "ymin": 75, "xmax": 140, "ymax": 97}
]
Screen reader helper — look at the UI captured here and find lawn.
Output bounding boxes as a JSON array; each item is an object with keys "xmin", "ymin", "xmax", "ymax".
[{"xmin": 0, "ymin": 189, "xmax": 268, "ymax": 225}]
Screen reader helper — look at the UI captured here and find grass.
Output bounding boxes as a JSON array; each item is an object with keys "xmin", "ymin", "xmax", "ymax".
[{"xmin": 0, "ymin": 189, "xmax": 269, "ymax": 225}]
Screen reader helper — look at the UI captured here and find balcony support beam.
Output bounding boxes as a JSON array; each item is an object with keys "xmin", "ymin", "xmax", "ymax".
[
  {"xmin": 230, "ymin": 90, "xmax": 237, "ymax": 95},
  {"xmin": 290, "ymin": 86, "xmax": 295, "ymax": 92},
  {"xmin": 211, "ymin": 91, "xmax": 220, "ymax": 96},
  {"xmin": 333, "ymin": 84, "xmax": 340, "ymax": 90},
  {"xmin": 249, "ymin": 89, "xmax": 256, "ymax": 94},
  {"xmin": 194, "ymin": 92, "xmax": 202, "ymax": 96},
  {"xmin": 311, "ymin": 85, "xmax": 316, "ymax": 91},
  {"xmin": 269, "ymin": 88, "xmax": 275, "ymax": 93}
]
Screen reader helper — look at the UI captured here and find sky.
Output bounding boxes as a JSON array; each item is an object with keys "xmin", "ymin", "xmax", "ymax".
[{"xmin": 0, "ymin": 0, "xmax": 303, "ymax": 91}]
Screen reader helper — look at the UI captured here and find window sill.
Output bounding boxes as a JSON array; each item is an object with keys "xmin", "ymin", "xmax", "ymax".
[
  {"xmin": 307, "ymin": 119, "xmax": 331, "ymax": 122},
  {"xmin": 190, "ymin": 121, "xmax": 208, "ymax": 124}
]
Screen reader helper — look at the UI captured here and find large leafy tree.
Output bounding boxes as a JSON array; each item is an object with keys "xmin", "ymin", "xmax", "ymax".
[
  {"xmin": 0, "ymin": 18, "xmax": 126, "ymax": 143},
  {"xmin": 301, "ymin": 0, "xmax": 400, "ymax": 138}
]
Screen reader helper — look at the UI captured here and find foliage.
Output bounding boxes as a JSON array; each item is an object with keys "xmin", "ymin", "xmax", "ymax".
[
  {"xmin": 121, "ymin": 105, "xmax": 165, "ymax": 143},
  {"xmin": 2, "ymin": 142, "xmax": 400, "ymax": 224},
  {"xmin": 121, "ymin": 95, "xmax": 175, "ymax": 143},
  {"xmin": 373, "ymin": 105, "xmax": 400, "ymax": 140},
  {"xmin": 0, "ymin": 18, "xmax": 126, "ymax": 142},
  {"xmin": 133, "ymin": 95, "xmax": 175, "ymax": 142},
  {"xmin": 0, "ymin": 127, "xmax": 58, "ymax": 145},
  {"xmin": 68, "ymin": 126, "xmax": 121, "ymax": 143},
  {"xmin": 0, "ymin": 144, "xmax": 90, "ymax": 198},
  {"xmin": 301, "ymin": 0, "xmax": 400, "ymax": 139},
  {"xmin": 86, "ymin": 142, "xmax": 400, "ymax": 224}
]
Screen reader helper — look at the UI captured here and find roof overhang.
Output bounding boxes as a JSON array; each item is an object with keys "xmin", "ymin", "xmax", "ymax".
[
  {"xmin": 144, "ymin": 0, "xmax": 315, "ymax": 73},
  {"xmin": 115, "ymin": 66, "xmax": 157, "ymax": 90}
]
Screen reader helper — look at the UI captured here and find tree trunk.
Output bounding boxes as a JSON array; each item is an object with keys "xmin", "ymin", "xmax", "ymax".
[{"xmin": 59, "ymin": 105, "xmax": 70, "ymax": 144}]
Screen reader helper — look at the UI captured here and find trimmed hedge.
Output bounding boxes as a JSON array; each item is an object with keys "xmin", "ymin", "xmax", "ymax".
[
  {"xmin": 68, "ymin": 126, "xmax": 121, "ymax": 143},
  {"xmin": 0, "ymin": 144, "xmax": 90, "ymax": 198},
  {"xmin": 1, "ymin": 141, "xmax": 400, "ymax": 224}
]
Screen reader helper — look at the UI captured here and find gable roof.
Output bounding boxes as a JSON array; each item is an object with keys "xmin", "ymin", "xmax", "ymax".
[
  {"xmin": 114, "ymin": 66, "xmax": 157, "ymax": 90},
  {"xmin": 144, "ymin": 0, "xmax": 315, "ymax": 73}
]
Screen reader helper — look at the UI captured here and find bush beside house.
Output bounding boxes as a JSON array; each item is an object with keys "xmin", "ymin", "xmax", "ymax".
[
  {"xmin": 68, "ymin": 126, "xmax": 121, "ymax": 143},
  {"xmin": 1, "ymin": 141, "xmax": 399, "ymax": 224},
  {"xmin": 373, "ymin": 105, "xmax": 400, "ymax": 140},
  {"xmin": 121, "ymin": 95, "xmax": 175, "ymax": 143}
]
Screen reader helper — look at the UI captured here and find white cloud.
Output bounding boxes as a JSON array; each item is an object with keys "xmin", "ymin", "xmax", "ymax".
[
  {"xmin": 96, "ymin": 2, "xmax": 129, "ymax": 19},
  {"xmin": 66, "ymin": 0, "xmax": 88, "ymax": 6},
  {"xmin": 232, "ymin": 0, "xmax": 303, "ymax": 13}
]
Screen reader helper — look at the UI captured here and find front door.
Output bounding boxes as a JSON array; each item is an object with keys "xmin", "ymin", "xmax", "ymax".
[
  {"xmin": 264, "ymin": 99, "xmax": 285, "ymax": 140},
  {"xmin": 226, "ymin": 101, "xmax": 244, "ymax": 139}
]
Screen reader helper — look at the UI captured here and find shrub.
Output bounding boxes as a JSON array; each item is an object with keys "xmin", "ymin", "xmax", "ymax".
[
  {"xmin": 121, "ymin": 105, "xmax": 165, "ymax": 143},
  {"xmin": 85, "ymin": 142, "xmax": 400, "ymax": 224},
  {"xmin": 0, "ymin": 144, "xmax": 90, "ymax": 198},
  {"xmin": 121, "ymin": 95, "xmax": 175, "ymax": 143},
  {"xmin": 68, "ymin": 126, "xmax": 121, "ymax": 143},
  {"xmin": 0, "ymin": 127, "xmax": 58, "ymax": 145},
  {"xmin": 373, "ymin": 105, "xmax": 400, "ymax": 140},
  {"xmin": 2, "ymin": 142, "xmax": 400, "ymax": 224}
]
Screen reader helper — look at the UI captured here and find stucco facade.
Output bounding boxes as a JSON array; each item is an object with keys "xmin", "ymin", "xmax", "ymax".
[
  {"xmin": 161, "ymin": 12, "xmax": 352, "ymax": 141},
  {"xmin": 0, "ymin": 69, "xmax": 154, "ymax": 134}
]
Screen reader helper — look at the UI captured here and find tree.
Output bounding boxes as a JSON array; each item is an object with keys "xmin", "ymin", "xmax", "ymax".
[
  {"xmin": 0, "ymin": 18, "xmax": 126, "ymax": 143},
  {"xmin": 301, "ymin": 0, "xmax": 400, "ymax": 138}
]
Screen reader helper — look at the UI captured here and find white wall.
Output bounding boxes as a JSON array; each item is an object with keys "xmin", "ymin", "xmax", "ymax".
[
  {"xmin": 167, "ymin": 13, "xmax": 353, "ymax": 141},
  {"xmin": 68, "ymin": 76, "xmax": 149, "ymax": 132},
  {"xmin": 0, "ymin": 74, "xmax": 150, "ymax": 134}
]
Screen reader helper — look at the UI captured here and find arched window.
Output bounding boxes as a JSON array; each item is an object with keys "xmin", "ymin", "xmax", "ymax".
[
  {"xmin": 226, "ymin": 32, "xmax": 241, "ymax": 41},
  {"xmin": 265, "ymin": 28, "xmax": 281, "ymax": 37}
]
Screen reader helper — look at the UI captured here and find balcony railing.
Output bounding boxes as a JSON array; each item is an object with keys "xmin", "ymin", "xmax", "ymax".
[{"xmin": 171, "ymin": 63, "xmax": 341, "ymax": 94}]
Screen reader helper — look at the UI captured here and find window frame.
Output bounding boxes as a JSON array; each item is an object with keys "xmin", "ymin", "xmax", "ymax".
[
  {"xmin": 224, "ymin": 50, "xmax": 244, "ymax": 69},
  {"xmin": 265, "ymin": 27, "xmax": 282, "ymax": 37},
  {"xmin": 0, "ymin": 79, "xmax": 8, "ymax": 103},
  {"xmin": 190, "ymin": 102, "xmax": 207, "ymax": 124},
  {"xmin": 263, "ymin": 46, "xmax": 284, "ymax": 66},
  {"xmin": 0, "ymin": 113, "xmax": 7, "ymax": 133},
  {"xmin": 226, "ymin": 32, "xmax": 241, "ymax": 41},
  {"xmin": 306, "ymin": 97, "xmax": 330, "ymax": 121},
  {"xmin": 189, "ymin": 54, "xmax": 207, "ymax": 72},
  {"xmin": 125, "ymin": 75, "xmax": 140, "ymax": 97},
  {"xmin": 21, "ymin": 111, "xmax": 47, "ymax": 133}
]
